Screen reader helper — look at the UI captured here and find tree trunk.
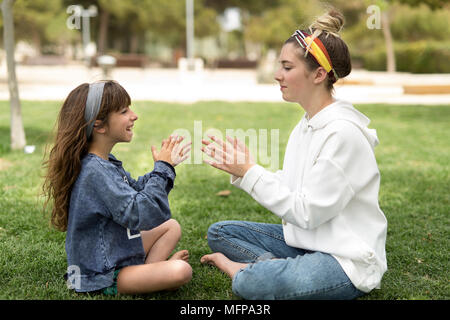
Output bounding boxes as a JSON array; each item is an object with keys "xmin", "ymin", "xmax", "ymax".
[
  {"xmin": 1, "ymin": 0, "xmax": 26, "ymax": 150},
  {"xmin": 32, "ymin": 27, "xmax": 41, "ymax": 54},
  {"xmin": 129, "ymin": 33, "xmax": 139, "ymax": 54},
  {"xmin": 381, "ymin": 10, "xmax": 396, "ymax": 73},
  {"xmin": 97, "ymin": 9, "xmax": 109, "ymax": 55}
]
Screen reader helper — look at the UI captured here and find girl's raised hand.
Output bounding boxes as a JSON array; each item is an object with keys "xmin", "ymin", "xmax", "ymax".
[{"xmin": 151, "ymin": 135, "xmax": 192, "ymax": 167}]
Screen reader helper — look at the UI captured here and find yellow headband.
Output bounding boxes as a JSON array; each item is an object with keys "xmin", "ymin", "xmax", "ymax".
[{"xmin": 292, "ymin": 30, "xmax": 338, "ymax": 81}]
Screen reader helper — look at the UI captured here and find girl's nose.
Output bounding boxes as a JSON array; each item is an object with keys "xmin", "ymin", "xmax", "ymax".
[{"xmin": 131, "ymin": 110, "xmax": 138, "ymax": 121}]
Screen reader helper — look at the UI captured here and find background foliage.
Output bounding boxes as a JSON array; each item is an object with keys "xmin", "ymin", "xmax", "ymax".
[{"xmin": 0, "ymin": 0, "xmax": 449, "ymax": 72}]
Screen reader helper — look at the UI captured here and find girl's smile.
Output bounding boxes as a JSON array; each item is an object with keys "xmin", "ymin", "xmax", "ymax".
[{"xmin": 106, "ymin": 106, "xmax": 138, "ymax": 143}]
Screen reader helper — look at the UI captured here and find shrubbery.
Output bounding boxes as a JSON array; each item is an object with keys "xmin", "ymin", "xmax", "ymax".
[{"xmin": 360, "ymin": 41, "xmax": 450, "ymax": 73}]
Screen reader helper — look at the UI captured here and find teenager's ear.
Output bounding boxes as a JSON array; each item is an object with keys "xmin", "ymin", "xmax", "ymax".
[
  {"xmin": 93, "ymin": 120, "xmax": 106, "ymax": 134},
  {"xmin": 313, "ymin": 67, "xmax": 328, "ymax": 85}
]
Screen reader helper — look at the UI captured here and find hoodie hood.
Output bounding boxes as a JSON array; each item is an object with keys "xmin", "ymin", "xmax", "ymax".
[{"xmin": 306, "ymin": 99, "xmax": 379, "ymax": 147}]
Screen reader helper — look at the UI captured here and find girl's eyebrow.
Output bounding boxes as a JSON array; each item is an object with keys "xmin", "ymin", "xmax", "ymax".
[{"xmin": 280, "ymin": 60, "xmax": 293, "ymax": 64}]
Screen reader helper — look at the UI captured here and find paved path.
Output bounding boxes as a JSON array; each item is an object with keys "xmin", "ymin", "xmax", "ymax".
[{"xmin": 1, "ymin": 63, "xmax": 449, "ymax": 105}]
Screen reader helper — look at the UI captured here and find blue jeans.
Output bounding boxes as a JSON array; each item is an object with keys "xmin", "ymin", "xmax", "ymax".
[{"xmin": 207, "ymin": 220, "xmax": 365, "ymax": 300}]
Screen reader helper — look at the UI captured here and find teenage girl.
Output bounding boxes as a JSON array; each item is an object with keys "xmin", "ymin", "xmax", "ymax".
[
  {"xmin": 200, "ymin": 10, "xmax": 387, "ymax": 300},
  {"xmin": 43, "ymin": 80, "xmax": 192, "ymax": 295}
]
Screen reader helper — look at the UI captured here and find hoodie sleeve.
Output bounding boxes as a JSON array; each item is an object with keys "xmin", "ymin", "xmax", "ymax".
[
  {"xmin": 233, "ymin": 122, "xmax": 375, "ymax": 230},
  {"xmin": 88, "ymin": 160, "xmax": 175, "ymax": 231},
  {"xmin": 230, "ymin": 169, "xmax": 283, "ymax": 186}
]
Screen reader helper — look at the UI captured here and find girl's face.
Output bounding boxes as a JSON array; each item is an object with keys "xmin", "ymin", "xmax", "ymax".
[
  {"xmin": 274, "ymin": 42, "xmax": 314, "ymax": 103},
  {"xmin": 104, "ymin": 106, "xmax": 138, "ymax": 143}
]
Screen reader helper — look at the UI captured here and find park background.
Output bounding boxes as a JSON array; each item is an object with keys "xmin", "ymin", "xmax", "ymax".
[{"xmin": 0, "ymin": 0, "xmax": 449, "ymax": 300}]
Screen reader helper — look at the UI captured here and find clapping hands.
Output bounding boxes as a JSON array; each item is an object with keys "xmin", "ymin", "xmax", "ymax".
[
  {"xmin": 151, "ymin": 133, "xmax": 255, "ymax": 176},
  {"xmin": 151, "ymin": 135, "xmax": 192, "ymax": 167}
]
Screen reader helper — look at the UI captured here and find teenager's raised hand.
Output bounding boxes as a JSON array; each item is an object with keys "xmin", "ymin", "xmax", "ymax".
[
  {"xmin": 201, "ymin": 135, "xmax": 255, "ymax": 177},
  {"xmin": 151, "ymin": 135, "xmax": 191, "ymax": 167}
]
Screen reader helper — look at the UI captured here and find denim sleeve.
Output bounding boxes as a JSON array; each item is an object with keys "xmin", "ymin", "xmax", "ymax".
[
  {"xmin": 126, "ymin": 161, "xmax": 175, "ymax": 193},
  {"xmin": 89, "ymin": 160, "xmax": 176, "ymax": 230}
]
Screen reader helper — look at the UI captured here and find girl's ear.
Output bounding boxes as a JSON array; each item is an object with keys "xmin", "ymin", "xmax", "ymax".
[
  {"xmin": 93, "ymin": 120, "xmax": 106, "ymax": 134},
  {"xmin": 313, "ymin": 67, "xmax": 329, "ymax": 85}
]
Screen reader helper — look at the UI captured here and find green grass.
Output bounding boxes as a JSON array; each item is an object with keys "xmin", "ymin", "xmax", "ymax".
[{"xmin": 0, "ymin": 100, "xmax": 449, "ymax": 300}]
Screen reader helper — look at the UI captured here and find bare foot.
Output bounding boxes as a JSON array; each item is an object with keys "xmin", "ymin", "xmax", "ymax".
[
  {"xmin": 200, "ymin": 252, "xmax": 248, "ymax": 279},
  {"xmin": 169, "ymin": 250, "xmax": 189, "ymax": 262}
]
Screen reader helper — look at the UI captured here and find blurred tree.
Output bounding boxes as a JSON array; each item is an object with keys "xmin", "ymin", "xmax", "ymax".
[
  {"xmin": 13, "ymin": 0, "xmax": 65, "ymax": 53},
  {"xmin": 0, "ymin": 0, "xmax": 79, "ymax": 54},
  {"xmin": 243, "ymin": 0, "xmax": 322, "ymax": 52},
  {"xmin": 391, "ymin": 0, "xmax": 449, "ymax": 9},
  {"xmin": 61, "ymin": 0, "xmax": 108, "ymax": 55},
  {"xmin": 88, "ymin": 0, "xmax": 219, "ymax": 56},
  {"xmin": 378, "ymin": 0, "xmax": 449, "ymax": 72},
  {"xmin": 1, "ymin": 0, "xmax": 26, "ymax": 150},
  {"xmin": 206, "ymin": 0, "xmax": 449, "ymax": 72},
  {"xmin": 344, "ymin": 0, "xmax": 449, "ymax": 72},
  {"xmin": 328, "ymin": 0, "xmax": 368, "ymax": 27},
  {"xmin": 383, "ymin": 0, "xmax": 448, "ymax": 72},
  {"xmin": 390, "ymin": 3, "xmax": 450, "ymax": 41},
  {"xmin": 205, "ymin": 0, "xmax": 283, "ymax": 15},
  {"xmin": 2, "ymin": 0, "xmax": 446, "ymax": 70},
  {"xmin": 204, "ymin": 0, "xmax": 287, "ymax": 59},
  {"xmin": 376, "ymin": 0, "xmax": 397, "ymax": 72}
]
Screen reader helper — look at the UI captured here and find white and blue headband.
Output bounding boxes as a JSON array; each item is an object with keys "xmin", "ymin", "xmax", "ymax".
[{"xmin": 84, "ymin": 82, "xmax": 106, "ymax": 139}]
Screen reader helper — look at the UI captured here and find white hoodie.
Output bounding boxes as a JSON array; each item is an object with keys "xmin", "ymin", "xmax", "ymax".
[{"xmin": 231, "ymin": 99, "xmax": 387, "ymax": 293}]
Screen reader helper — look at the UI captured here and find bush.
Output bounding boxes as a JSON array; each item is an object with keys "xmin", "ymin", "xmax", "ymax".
[
  {"xmin": 361, "ymin": 41, "xmax": 450, "ymax": 73},
  {"xmin": 390, "ymin": 4, "xmax": 450, "ymax": 42}
]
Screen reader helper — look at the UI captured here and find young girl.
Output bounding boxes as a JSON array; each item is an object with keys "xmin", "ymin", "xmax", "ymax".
[
  {"xmin": 200, "ymin": 10, "xmax": 387, "ymax": 300},
  {"xmin": 42, "ymin": 80, "xmax": 192, "ymax": 295}
]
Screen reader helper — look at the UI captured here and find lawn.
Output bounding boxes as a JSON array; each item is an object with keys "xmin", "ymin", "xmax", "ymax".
[{"xmin": 0, "ymin": 100, "xmax": 448, "ymax": 300}]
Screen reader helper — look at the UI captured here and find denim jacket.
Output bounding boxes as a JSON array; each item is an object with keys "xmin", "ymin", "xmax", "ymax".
[{"xmin": 65, "ymin": 153, "xmax": 175, "ymax": 292}]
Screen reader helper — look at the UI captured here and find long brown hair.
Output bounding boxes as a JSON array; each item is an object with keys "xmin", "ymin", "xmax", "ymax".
[
  {"xmin": 42, "ymin": 80, "xmax": 131, "ymax": 231},
  {"xmin": 285, "ymin": 9, "xmax": 351, "ymax": 91}
]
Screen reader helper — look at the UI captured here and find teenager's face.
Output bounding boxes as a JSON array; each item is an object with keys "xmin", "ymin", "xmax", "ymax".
[
  {"xmin": 104, "ymin": 106, "xmax": 138, "ymax": 143},
  {"xmin": 274, "ymin": 42, "xmax": 313, "ymax": 103}
]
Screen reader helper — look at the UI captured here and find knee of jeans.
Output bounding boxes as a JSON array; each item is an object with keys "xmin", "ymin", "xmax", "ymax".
[
  {"xmin": 232, "ymin": 267, "xmax": 274, "ymax": 300},
  {"xmin": 206, "ymin": 222, "xmax": 222, "ymax": 250}
]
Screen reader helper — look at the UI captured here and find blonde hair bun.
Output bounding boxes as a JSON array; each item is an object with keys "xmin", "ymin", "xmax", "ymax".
[{"xmin": 309, "ymin": 9, "xmax": 345, "ymax": 38}]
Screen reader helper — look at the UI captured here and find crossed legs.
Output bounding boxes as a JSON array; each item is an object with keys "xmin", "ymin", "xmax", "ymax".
[
  {"xmin": 200, "ymin": 221, "xmax": 364, "ymax": 300},
  {"xmin": 117, "ymin": 219, "xmax": 192, "ymax": 295}
]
